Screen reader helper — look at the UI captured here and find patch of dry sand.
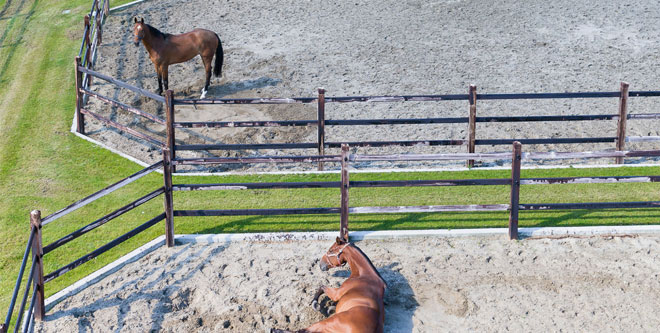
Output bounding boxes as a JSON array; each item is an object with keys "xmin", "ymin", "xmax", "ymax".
[
  {"xmin": 37, "ymin": 235, "xmax": 660, "ymax": 332},
  {"xmin": 82, "ymin": 0, "xmax": 660, "ymax": 172}
]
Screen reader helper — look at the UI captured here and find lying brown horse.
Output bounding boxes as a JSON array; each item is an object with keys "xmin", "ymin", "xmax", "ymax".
[
  {"xmin": 132, "ymin": 18, "xmax": 223, "ymax": 99},
  {"xmin": 272, "ymin": 237, "xmax": 386, "ymax": 333}
]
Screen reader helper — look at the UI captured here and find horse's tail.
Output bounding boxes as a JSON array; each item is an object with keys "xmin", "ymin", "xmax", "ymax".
[{"xmin": 213, "ymin": 33, "xmax": 223, "ymax": 77}]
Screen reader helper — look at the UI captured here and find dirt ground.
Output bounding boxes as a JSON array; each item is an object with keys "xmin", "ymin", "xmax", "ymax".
[
  {"xmin": 36, "ymin": 234, "xmax": 660, "ymax": 332},
  {"xmin": 83, "ymin": 0, "xmax": 660, "ymax": 172}
]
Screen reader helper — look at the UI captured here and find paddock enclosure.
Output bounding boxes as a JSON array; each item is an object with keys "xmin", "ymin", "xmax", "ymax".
[
  {"xmin": 80, "ymin": 0, "xmax": 660, "ymax": 172},
  {"xmin": 34, "ymin": 236, "xmax": 660, "ymax": 332}
]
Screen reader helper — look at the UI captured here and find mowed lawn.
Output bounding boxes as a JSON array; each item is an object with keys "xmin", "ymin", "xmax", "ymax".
[{"xmin": 1, "ymin": 0, "xmax": 660, "ymax": 328}]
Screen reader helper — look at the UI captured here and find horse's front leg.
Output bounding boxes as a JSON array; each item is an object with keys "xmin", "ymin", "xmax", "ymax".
[
  {"xmin": 154, "ymin": 64, "xmax": 163, "ymax": 95},
  {"xmin": 310, "ymin": 286, "xmax": 325, "ymax": 311},
  {"xmin": 161, "ymin": 64, "xmax": 169, "ymax": 92}
]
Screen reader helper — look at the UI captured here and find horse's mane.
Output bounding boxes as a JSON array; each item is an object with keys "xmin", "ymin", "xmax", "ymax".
[
  {"xmin": 145, "ymin": 24, "xmax": 171, "ymax": 40},
  {"xmin": 350, "ymin": 243, "xmax": 387, "ymax": 288}
]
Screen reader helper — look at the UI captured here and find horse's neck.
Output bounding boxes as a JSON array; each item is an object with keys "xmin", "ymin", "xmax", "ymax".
[
  {"xmin": 142, "ymin": 28, "xmax": 165, "ymax": 54},
  {"xmin": 345, "ymin": 246, "xmax": 380, "ymax": 281}
]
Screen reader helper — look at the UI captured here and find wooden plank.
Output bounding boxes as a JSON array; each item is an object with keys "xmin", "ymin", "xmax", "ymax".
[
  {"xmin": 78, "ymin": 66, "xmax": 166, "ymax": 102},
  {"xmin": 165, "ymin": 90, "xmax": 176, "ymax": 173},
  {"xmin": 81, "ymin": 87, "xmax": 165, "ymax": 124},
  {"xmin": 340, "ymin": 144, "xmax": 350, "ymax": 241},
  {"xmin": 163, "ymin": 150, "xmax": 174, "ymax": 247},
  {"xmin": 41, "ymin": 161, "xmax": 163, "ymax": 226},
  {"xmin": 628, "ymin": 113, "xmax": 660, "ymax": 120},
  {"xmin": 519, "ymin": 201, "xmax": 660, "ymax": 211},
  {"xmin": 43, "ymin": 188, "xmax": 165, "ymax": 255},
  {"xmin": 176, "ymin": 143, "xmax": 317, "ymax": 151},
  {"xmin": 351, "ymin": 179, "xmax": 511, "ymax": 187},
  {"xmin": 626, "ymin": 136, "xmax": 660, "ymax": 143},
  {"xmin": 4, "ymin": 227, "xmax": 36, "ymax": 330},
  {"xmin": 349, "ymin": 204, "xmax": 509, "ymax": 213},
  {"xmin": 30, "ymin": 211, "xmax": 44, "ymax": 321},
  {"xmin": 325, "ymin": 139, "xmax": 467, "ymax": 148},
  {"xmin": 175, "ymin": 120, "xmax": 315, "ymax": 128},
  {"xmin": 478, "ymin": 91, "xmax": 620, "ymax": 100},
  {"xmin": 80, "ymin": 108, "xmax": 165, "ymax": 147},
  {"xmin": 476, "ymin": 137, "xmax": 616, "ymax": 145},
  {"xmin": 616, "ymin": 82, "xmax": 629, "ymax": 164},
  {"xmin": 74, "ymin": 57, "xmax": 84, "ymax": 134},
  {"xmin": 520, "ymin": 176, "xmax": 660, "ymax": 185},
  {"xmin": 325, "ymin": 117, "xmax": 469, "ymax": 125},
  {"xmin": 44, "ymin": 213, "xmax": 166, "ymax": 283},
  {"xmin": 476, "ymin": 114, "xmax": 618, "ymax": 122},
  {"xmin": 350, "ymin": 152, "xmax": 510, "ymax": 162},
  {"xmin": 318, "ymin": 88, "xmax": 326, "ymax": 171},
  {"xmin": 509, "ymin": 142, "xmax": 522, "ymax": 240},
  {"xmin": 174, "ymin": 97, "xmax": 317, "ymax": 105},
  {"xmin": 173, "ymin": 181, "xmax": 341, "ymax": 191},
  {"xmin": 524, "ymin": 149, "xmax": 660, "ymax": 160},
  {"xmin": 174, "ymin": 208, "xmax": 340, "ymax": 216},
  {"xmin": 326, "ymin": 94, "xmax": 469, "ymax": 102},
  {"xmin": 174, "ymin": 155, "xmax": 341, "ymax": 165},
  {"xmin": 467, "ymin": 85, "xmax": 477, "ymax": 167}
]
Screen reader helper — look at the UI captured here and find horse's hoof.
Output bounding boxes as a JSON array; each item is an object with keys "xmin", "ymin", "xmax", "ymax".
[
  {"xmin": 200, "ymin": 89, "xmax": 207, "ymax": 99},
  {"xmin": 311, "ymin": 300, "xmax": 321, "ymax": 312},
  {"xmin": 328, "ymin": 305, "xmax": 336, "ymax": 315}
]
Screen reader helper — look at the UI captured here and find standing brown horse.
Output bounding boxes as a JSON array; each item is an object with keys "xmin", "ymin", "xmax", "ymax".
[
  {"xmin": 132, "ymin": 18, "xmax": 223, "ymax": 99},
  {"xmin": 272, "ymin": 237, "xmax": 386, "ymax": 333}
]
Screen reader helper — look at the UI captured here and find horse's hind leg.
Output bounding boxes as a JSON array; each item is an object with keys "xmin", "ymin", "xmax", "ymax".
[{"xmin": 200, "ymin": 55, "xmax": 213, "ymax": 99}]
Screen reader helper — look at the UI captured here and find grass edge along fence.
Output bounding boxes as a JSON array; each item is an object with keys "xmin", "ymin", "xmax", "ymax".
[{"xmin": 4, "ymin": 143, "xmax": 660, "ymax": 331}]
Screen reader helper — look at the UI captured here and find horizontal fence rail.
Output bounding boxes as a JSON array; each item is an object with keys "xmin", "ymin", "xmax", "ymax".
[
  {"xmin": 80, "ymin": 108, "xmax": 165, "ymax": 147},
  {"xmin": 43, "ymin": 188, "xmax": 165, "ymax": 255},
  {"xmin": 41, "ymin": 161, "xmax": 163, "ymax": 226},
  {"xmin": 78, "ymin": 66, "xmax": 165, "ymax": 103},
  {"xmin": 44, "ymin": 213, "xmax": 166, "ymax": 283},
  {"xmin": 81, "ymin": 87, "xmax": 166, "ymax": 125}
]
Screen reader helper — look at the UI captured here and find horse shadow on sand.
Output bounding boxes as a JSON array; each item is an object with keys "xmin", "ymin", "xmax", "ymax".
[{"xmin": 41, "ymin": 243, "xmax": 228, "ymax": 333}]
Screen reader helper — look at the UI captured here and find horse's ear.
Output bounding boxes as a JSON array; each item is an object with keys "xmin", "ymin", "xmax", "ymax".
[
  {"xmin": 336, "ymin": 236, "xmax": 341, "ymax": 244},
  {"xmin": 140, "ymin": 18, "xmax": 144, "ymax": 24}
]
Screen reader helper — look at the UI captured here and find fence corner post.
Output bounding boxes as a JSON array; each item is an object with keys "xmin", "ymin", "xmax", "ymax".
[
  {"xmin": 508, "ymin": 142, "xmax": 522, "ymax": 240},
  {"xmin": 467, "ymin": 84, "xmax": 477, "ymax": 167},
  {"xmin": 317, "ymin": 88, "xmax": 326, "ymax": 171},
  {"xmin": 340, "ymin": 144, "xmax": 350, "ymax": 241},
  {"xmin": 30, "ymin": 210, "xmax": 45, "ymax": 321},
  {"xmin": 0, "ymin": 323, "xmax": 6, "ymax": 333},
  {"xmin": 165, "ymin": 90, "xmax": 176, "ymax": 173},
  {"xmin": 104, "ymin": 0, "xmax": 110, "ymax": 16},
  {"xmin": 74, "ymin": 56, "xmax": 84, "ymax": 134},
  {"xmin": 616, "ymin": 81, "xmax": 629, "ymax": 164},
  {"xmin": 162, "ymin": 149, "xmax": 175, "ymax": 247}
]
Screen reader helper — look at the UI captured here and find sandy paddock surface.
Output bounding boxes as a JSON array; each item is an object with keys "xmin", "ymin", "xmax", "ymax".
[
  {"xmin": 81, "ymin": 0, "xmax": 660, "ymax": 172},
  {"xmin": 36, "ymin": 234, "xmax": 660, "ymax": 332}
]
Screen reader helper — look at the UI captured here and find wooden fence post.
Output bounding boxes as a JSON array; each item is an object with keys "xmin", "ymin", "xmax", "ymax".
[
  {"xmin": 84, "ymin": 15, "xmax": 91, "ymax": 68},
  {"xmin": 467, "ymin": 85, "xmax": 477, "ymax": 167},
  {"xmin": 163, "ymin": 149, "xmax": 174, "ymax": 247},
  {"xmin": 616, "ymin": 81, "xmax": 629, "ymax": 164},
  {"xmin": 340, "ymin": 144, "xmax": 350, "ymax": 241},
  {"xmin": 165, "ymin": 90, "xmax": 176, "ymax": 173},
  {"xmin": 509, "ymin": 142, "xmax": 522, "ymax": 240},
  {"xmin": 74, "ymin": 56, "xmax": 85, "ymax": 134},
  {"xmin": 0, "ymin": 323, "xmax": 6, "ymax": 333},
  {"xmin": 317, "ymin": 88, "xmax": 326, "ymax": 171},
  {"xmin": 104, "ymin": 0, "xmax": 110, "ymax": 16},
  {"xmin": 30, "ymin": 210, "xmax": 45, "ymax": 321}
]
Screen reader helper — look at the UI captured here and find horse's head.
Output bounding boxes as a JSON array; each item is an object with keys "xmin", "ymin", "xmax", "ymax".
[
  {"xmin": 132, "ymin": 17, "xmax": 145, "ymax": 46},
  {"xmin": 320, "ymin": 237, "xmax": 350, "ymax": 271}
]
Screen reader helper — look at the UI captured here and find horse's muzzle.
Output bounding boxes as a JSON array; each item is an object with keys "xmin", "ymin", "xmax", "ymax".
[{"xmin": 319, "ymin": 261, "xmax": 329, "ymax": 271}]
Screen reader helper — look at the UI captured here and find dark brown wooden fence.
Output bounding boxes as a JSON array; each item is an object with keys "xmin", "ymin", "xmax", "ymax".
[
  {"xmin": 5, "ymin": 142, "xmax": 660, "ymax": 330},
  {"xmin": 75, "ymin": 65, "xmax": 660, "ymax": 173}
]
